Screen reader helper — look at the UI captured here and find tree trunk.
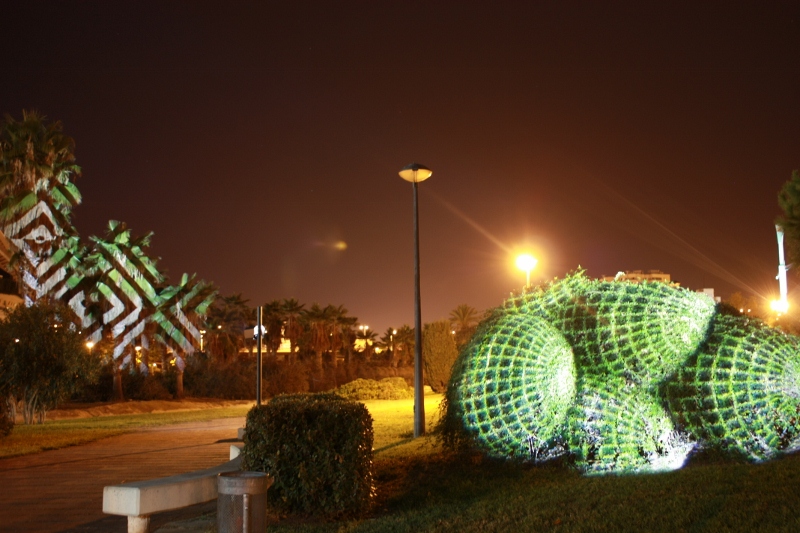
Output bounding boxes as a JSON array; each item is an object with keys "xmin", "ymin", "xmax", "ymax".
[
  {"xmin": 113, "ymin": 365, "xmax": 124, "ymax": 402},
  {"xmin": 176, "ymin": 371, "xmax": 184, "ymax": 399}
]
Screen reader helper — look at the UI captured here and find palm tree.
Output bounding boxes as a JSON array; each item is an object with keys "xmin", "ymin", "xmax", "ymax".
[
  {"xmin": 356, "ymin": 325, "xmax": 378, "ymax": 362},
  {"xmin": 153, "ymin": 273, "xmax": 216, "ymax": 396},
  {"xmin": 325, "ymin": 304, "xmax": 358, "ymax": 368},
  {"xmin": 205, "ymin": 293, "xmax": 254, "ymax": 361},
  {"xmin": 302, "ymin": 303, "xmax": 330, "ymax": 369},
  {"xmin": 84, "ymin": 221, "xmax": 165, "ymax": 400},
  {"xmin": 0, "ymin": 110, "xmax": 81, "ymax": 212},
  {"xmin": 262, "ymin": 299, "xmax": 284, "ymax": 359},
  {"xmin": 449, "ymin": 303, "xmax": 479, "ymax": 348},
  {"xmin": 338, "ymin": 314, "xmax": 358, "ymax": 368},
  {"xmin": 0, "ymin": 110, "xmax": 82, "ymax": 305},
  {"xmin": 378, "ymin": 327, "xmax": 399, "ymax": 366},
  {"xmin": 393, "ymin": 325, "xmax": 415, "ymax": 367},
  {"xmin": 281, "ymin": 298, "xmax": 305, "ymax": 364}
]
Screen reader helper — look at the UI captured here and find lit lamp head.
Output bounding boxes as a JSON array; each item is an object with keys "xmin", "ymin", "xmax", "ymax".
[
  {"xmin": 399, "ymin": 163, "xmax": 433, "ymax": 183},
  {"xmin": 771, "ymin": 299, "xmax": 789, "ymax": 314},
  {"xmin": 515, "ymin": 253, "xmax": 538, "ymax": 288}
]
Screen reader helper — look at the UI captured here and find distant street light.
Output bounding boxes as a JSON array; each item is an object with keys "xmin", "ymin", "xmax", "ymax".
[
  {"xmin": 399, "ymin": 162, "xmax": 432, "ymax": 438},
  {"xmin": 199, "ymin": 329, "xmax": 206, "ymax": 352},
  {"xmin": 515, "ymin": 253, "xmax": 538, "ymax": 288}
]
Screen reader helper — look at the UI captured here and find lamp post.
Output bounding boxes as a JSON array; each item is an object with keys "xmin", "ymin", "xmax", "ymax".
[
  {"xmin": 399, "ymin": 162, "xmax": 432, "ymax": 438},
  {"xmin": 515, "ymin": 253, "xmax": 538, "ymax": 289},
  {"xmin": 772, "ymin": 225, "xmax": 790, "ymax": 314}
]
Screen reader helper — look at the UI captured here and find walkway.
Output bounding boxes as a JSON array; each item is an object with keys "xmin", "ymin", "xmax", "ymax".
[{"xmin": 0, "ymin": 417, "xmax": 244, "ymax": 533}]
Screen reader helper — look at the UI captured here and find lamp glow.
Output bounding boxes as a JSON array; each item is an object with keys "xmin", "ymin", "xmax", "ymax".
[
  {"xmin": 771, "ymin": 299, "xmax": 789, "ymax": 314},
  {"xmin": 515, "ymin": 253, "xmax": 538, "ymax": 287}
]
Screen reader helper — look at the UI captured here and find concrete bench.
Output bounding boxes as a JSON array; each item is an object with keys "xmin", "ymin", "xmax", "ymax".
[{"xmin": 103, "ymin": 445, "xmax": 243, "ymax": 533}]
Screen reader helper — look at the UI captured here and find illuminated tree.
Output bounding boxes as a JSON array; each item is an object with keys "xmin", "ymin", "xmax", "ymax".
[
  {"xmin": 153, "ymin": 273, "xmax": 216, "ymax": 397},
  {"xmin": 83, "ymin": 221, "xmax": 165, "ymax": 400},
  {"xmin": 0, "ymin": 111, "xmax": 82, "ymax": 305}
]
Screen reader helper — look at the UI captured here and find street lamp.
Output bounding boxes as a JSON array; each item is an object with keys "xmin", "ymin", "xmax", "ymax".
[
  {"xmin": 516, "ymin": 253, "xmax": 538, "ymax": 288},
  {"xmin": 399, "ymin": 162, "xmax": 432, "ymax": 438}
]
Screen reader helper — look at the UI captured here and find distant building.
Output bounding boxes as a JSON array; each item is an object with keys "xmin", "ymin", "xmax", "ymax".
[
  {"xmin": 601, "ymin": 270, "xmax": 672, "ymax": 283},
  {"xmin": 698, "ymin": 288, "xmax": 722, "ymax": 303}
]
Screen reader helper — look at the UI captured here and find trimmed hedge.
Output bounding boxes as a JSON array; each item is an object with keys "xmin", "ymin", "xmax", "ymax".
[
  {"xmin": 334, "ymin": 377, "xmax": 413, "ymax": 401},
  {"xmin": 241, "ymin": 393, "xmax": 374, "ymax": 517}
]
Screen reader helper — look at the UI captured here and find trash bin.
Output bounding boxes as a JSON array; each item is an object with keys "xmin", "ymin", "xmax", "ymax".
[{"xmin": 217, "ymin": 471, "xmax": 271, "ymax": 533}]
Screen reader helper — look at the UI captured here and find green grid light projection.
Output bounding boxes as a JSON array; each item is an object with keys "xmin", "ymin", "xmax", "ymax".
[{"xmin": 446, "ymin": 273, "xmax": 800, "ymax": 474}]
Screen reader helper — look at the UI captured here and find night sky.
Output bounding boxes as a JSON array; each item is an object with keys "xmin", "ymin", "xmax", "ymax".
[{"xmin": 2, "ymin": 2, "xmax": 799, "ymax": 333}]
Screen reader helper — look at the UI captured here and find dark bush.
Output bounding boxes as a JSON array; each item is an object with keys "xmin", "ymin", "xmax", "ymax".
[
  {"xmin": 74, "ymin": 363, "xmax": 174, "ymax": 402},
  {"xmin": 73, "ymin": 362, "xmax": 115, "ymax": 402},
  {"xmin": 126, "ymin": 372, "xmax": 173, "ymax": 401},
  {"xmin": 263, "ymin": 359, "xmax": 310, "ymax": 397},
  {"xmin": 184, "ymin": 356, "xmax": 255, "ymax": 399},
  {"xmin": 0, "ymin": 399, "xmax": 14, "ymax": 437},
  {"xmin": 334, "ymin": 377, "xmax": 413, "ymax": 401},
  {"xmin": 241, "ymin": 393, "xmax": 374, "ymax": 518}
]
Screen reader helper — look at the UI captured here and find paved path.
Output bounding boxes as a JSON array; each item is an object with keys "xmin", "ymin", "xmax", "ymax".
[{"xmin": 0, "ymin": 417, "xmax": 245, "ymax": 533}]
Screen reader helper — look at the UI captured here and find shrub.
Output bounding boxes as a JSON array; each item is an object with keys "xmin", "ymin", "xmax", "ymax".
[
  {"xmin": 0, "ymin": 398, "xmax": 13, "ymax": 437},
  {"xmin": 422, "ymin": 320, "xmax": 459, "ymax": 392},
  {"xmin": 74, "ymin": 363, "xmax": 174, "ymax": 402},
  {"xmin": 0, "ymin": 301, "xmax": 101, "ymax": 423},
  {"xmin": 334, "ymin": 377, "xmax": 413, "ymax": 401},
  {"xmin": 241, "ymin": 393, "xmax": 374, "ymax": 517},
  {"xmin": 183, "ymin": 356, "xmax": 255, "ymax": 399},
  {"xmin": 263, "ymin": 359, "xmax": 310, "ymax": 397},
  {"xmin": 125, "ymin": 372, "xmax": 173, "ymax": 401}
]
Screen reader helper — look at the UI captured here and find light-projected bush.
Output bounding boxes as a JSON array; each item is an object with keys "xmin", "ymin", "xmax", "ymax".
[{"xmin": 444, "ymin": 273, "xmax": 800, "ymax": 474}]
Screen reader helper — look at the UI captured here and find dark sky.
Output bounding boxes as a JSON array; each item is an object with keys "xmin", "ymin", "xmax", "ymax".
[{"xmin": 2, "ymin": 1, "xmax": 799, "ymax": 333}]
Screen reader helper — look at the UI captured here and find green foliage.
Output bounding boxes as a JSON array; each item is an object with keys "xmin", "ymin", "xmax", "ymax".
[
  {"xmin": 334, "ymin": 377, "xmax": 413, "ymax": 401},
  {"xmin": 665, "ymin": 315, "xmax": 800, "ymax": 461},
  {"xmin": 262, "ymin": 359, "xmax": 311, "ymax": 397},
  {"xmin": 445, "ymin": 272, "xmax": 800, "ymax": 474},
  {"xmin": 777, "ymin": 169, "xmax": 800, "ymax": 265},
  {"xmin": 183, "ymin": 356, "xmax": 256, "ymax": 399},
  {"xmin": 74, "ymin": 362, "xmax": 173, "ymax": 402},
  {"xmin": 0, "ymin": 301, "xmax": 100, "ymax": 423},
  {"xmin": 0, "ymin": 398, "xmax": 13, "ymax": 437},
  {"xmin": 422, "ymin": 320, "xmax": 459, "ymax": 393},
  {"xmin": 241, "ymin": 393, "xmax": 374, "ymax": 517}
]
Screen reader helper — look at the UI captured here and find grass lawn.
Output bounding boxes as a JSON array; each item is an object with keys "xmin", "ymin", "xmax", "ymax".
[
  {"xmin": 267, "ymin": 395, "xmax": 800, "ymax": 533},
  {"xmin": 0, "ymin": 405, "xmax": 250, "ymax": 458},
  {"xmin": 3, "ymin": 395, "xmax": 799, "ymax": 532}
]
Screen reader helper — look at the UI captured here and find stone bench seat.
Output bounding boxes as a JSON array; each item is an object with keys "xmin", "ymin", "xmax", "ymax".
[{"xmin": 103, "ymin": 446, "xmax": 242, "ymax": 533}]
